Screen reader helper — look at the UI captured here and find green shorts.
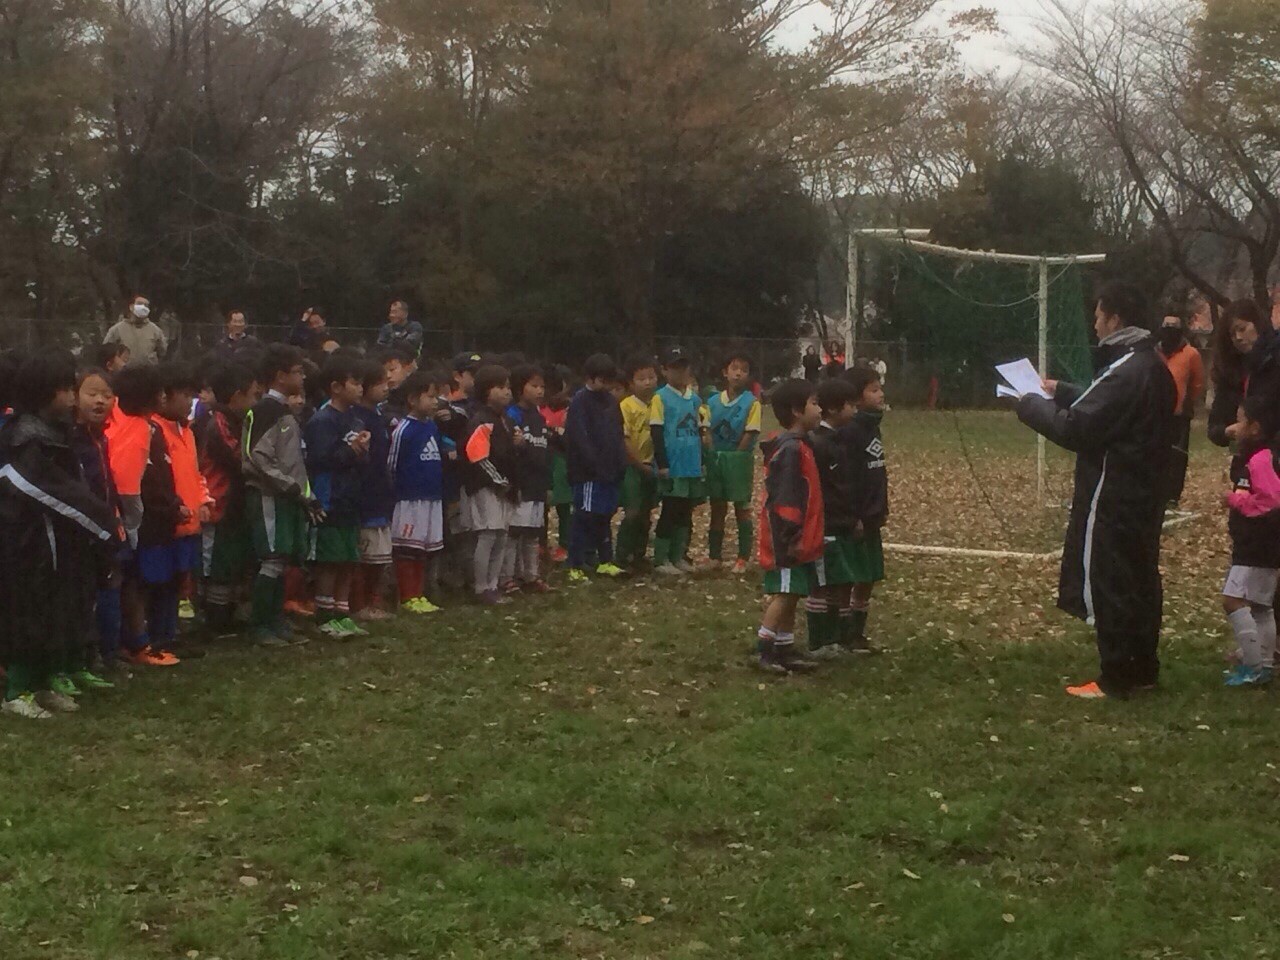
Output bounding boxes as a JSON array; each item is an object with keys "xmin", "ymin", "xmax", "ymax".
[
  {"xmin": 706, "ymin": 450, "xmax": 754, "ymax": 505},
  {"xmin": 549, "ymin": 453, "xmax": 572, "ymax": 506},
  {"xmin": 762, "ymin": 563, "xmax": 816, "ymax": 596},
  {"xmin": 847, "ymin": 529, "xmax": 885, "ymax": 584},
  {"xmin": 247, "ymin": 488, "xmax": 309, "ymax": 564},
  {"xmin": 658, "ymin": 475, "xmax": 707, "ymax": 500},
  {"xmin": 620, "ymin": 465, "xmax": 659, "ymax": 513},
  {"xmin": 202, "ymin": 515, "xmax": 253, "ymax": 583},
  {"xmin": 311, "ymin": 524, "xmax": 360, "ymax": 565}
]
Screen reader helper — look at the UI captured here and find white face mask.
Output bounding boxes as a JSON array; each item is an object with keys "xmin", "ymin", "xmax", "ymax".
[{"xmin": 132, "ymin": 303, "xmax": 150, "ymax": 320}]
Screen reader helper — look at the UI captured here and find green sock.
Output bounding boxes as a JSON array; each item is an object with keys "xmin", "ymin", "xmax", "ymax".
[
  {"xmin": 615, "ymin": 520, "xmax": 633, "ymax": 567},
  {"xmin": 736, "ymin": 519, "xmax": 753, "ymax": 560},
  {"xmin": 851, "ymin": 608, "xmax": 869, "ymax": 641},
  {"xmin": 672, "ymin": 524, "xmax": 691, "ymax": 564},
  {"xmin": 708, "ymin": 528, "xmax": 725, "ymax": 561},
  {"xmin": 251, "ymin": 575, "xmax": 278, "ymax": 629},
  {"xmin": 637, "ymin": 512, "xmax": 651, "ymax": 559},
  {"xmin": 653, "ymin": 536, "xmax": 672, "ymax": 566},
  {"xmin": 806, "ymin": 603, "xmax": 836, "ymax": 651},
  {"xmin": 838, "ymin": 608, "xmax": 853, "ymax": 645}
]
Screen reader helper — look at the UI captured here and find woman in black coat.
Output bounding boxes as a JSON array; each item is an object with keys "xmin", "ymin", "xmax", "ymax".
[{"xmin": 1208, "ymin": 299, "xmax": 1277, "ymax": 447}]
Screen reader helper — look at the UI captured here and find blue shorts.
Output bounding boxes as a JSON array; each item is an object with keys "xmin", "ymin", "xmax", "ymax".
[
  {"xmin": 137, "ymin": 534, "xmax": 202, "ymax": 585},
  {"xmin": 573, "ymin": 481, "xmax": 619, "ymax": 517}
]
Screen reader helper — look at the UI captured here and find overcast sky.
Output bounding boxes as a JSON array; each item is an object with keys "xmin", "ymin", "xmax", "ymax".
[{"xmin": 782, "ymin": 0, "xmax": 1078, "ymax": 75}]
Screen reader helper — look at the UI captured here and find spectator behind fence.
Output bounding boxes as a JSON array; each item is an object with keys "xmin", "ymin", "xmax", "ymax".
[
  {"xmin": 103, "ymin": 295, "xmax": 167, "ymax": 365},
  {"xmin": 288, "ymin": 308, "xmax": 328, "ymax": 350},
  {"xmin": 376, "ymin": 300, "xmax": 424, "ymax": 357},
  {"xmin": 214, "ymin": 309, "xmax": 262, "ymax": 362}
]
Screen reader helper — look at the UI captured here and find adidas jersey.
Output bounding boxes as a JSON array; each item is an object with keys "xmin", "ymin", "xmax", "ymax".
[{"xmin": 389, "ymin": 415, "xmax": 445, "ymax": 502}]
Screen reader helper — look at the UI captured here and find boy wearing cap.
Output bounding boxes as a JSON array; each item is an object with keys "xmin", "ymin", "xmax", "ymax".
[{"xmin": 650, "ymin": 346, "xmax": 708, "ymax": 576}]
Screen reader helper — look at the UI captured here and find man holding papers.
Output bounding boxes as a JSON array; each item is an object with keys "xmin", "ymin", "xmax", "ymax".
[{"xmin": 1015, "ymin": 282, "xmax": 1176, "ymax": 700}]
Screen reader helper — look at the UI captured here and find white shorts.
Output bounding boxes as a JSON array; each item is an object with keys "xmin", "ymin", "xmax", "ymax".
[
  {"xmin": 461, "ymin": 487, "xmax": 512, "ymax": 532},
  {"xmin": 510, "ymin": 501, "xmax": 545, "ymax": 531},
  {"xmin": 1223, "ymin": 565, "xmax": 1278, "ymax": 605},
  {"xmin": 392, "ymin": 500, "xmax": 445, "ymax": 554},
  {"xmin": 358, "ymin": 525, "xmax": 393, "ymax": 565}
]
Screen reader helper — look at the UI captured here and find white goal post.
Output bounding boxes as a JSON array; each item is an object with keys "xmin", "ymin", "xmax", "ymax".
[{"xmin": 845, "ymin": 229, "xmax": 1108, "ymax": 507}]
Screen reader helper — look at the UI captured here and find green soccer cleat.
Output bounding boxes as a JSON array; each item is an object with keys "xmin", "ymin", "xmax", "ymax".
[
  {"xmin": 595, "ymin": 562, "xmax": 625, "ymax": 578},
  {"xmin": 49, "ymin": 674, "xmax": 82, "ymax": 698},
  {"xmin": 72, "ymin": 670, "xmax": 115, "ymax": 690}
]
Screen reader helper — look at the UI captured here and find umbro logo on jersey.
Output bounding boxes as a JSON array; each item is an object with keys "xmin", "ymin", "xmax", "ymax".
[{"xmin": 866, "ymin": 438, "xmax": 884, "ymax": 459}]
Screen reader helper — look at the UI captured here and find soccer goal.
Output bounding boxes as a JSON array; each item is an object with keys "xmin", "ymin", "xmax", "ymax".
[{"xmin": 842, "ymin": 229, "xmax": 1120, "ymax": 560}]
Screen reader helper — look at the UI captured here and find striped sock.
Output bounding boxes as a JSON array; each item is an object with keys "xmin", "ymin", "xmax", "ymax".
[{"xmin": 315, "ymin": 595, "xmax": 336, "ymax": 624}]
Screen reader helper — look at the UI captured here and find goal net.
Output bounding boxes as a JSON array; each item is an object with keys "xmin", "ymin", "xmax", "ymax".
[{"xmin": 850, "ymin": 232, "xmax": 1103, "ymax": 559}]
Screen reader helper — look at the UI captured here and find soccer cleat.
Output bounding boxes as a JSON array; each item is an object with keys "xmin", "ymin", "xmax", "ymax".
[
  {"xmin": 334, "ymin": 617, "xmax": 369, "ymax": 637},
  {"xmin": 654, "ymin": 563, "xmax": 682, "ymax": 577},
  {"xmin": 595, "ymin": 563, "xmax": 625, "ymax": 578},
  {"xmin": 283, "ymin": 599, "xmax": 315, "ymax": 617},
  {"xmin": 501, "ymin": 578, "xmax": 522, "ymax": 595},
  {"xmin": 1065, "ymin": 680, "xmax": 1108, "ymax": 699},
  {"xmin": 567, "ymin": 569, "xmax": 590, "ymax": 585},
  {"xmin": 415, "ymin": 597, "xmax": 442, "ymax": 613},
  {"xmin": 808, "ymin": 644, "xmax": 846, "ymax": 662},
  {"xmin": 732, "ymin": 558, "xmax": 749, "ymax": 575},
  {"xmin": 774, "ymin": 644, "xmax": 820, "ymax": 673},
  {"xmin": 3, "ymin": 693, "xmax": 54, "ymax": 720},
  {"xmin": 72, "ymin": 670, "xmax": 115, "ymax": 690},
  {"xmin": 1225, "ymin": 665, "xmax": 1273, "ymax": 687},
  {"xmin": 121, "ymin": 646, "xmax": 180, "ymax": 667},
  {"xmin": 253, "ymin": 627, "xmax": 291, "ymax": 648},
  {"xmin": 843, "ymin": 636, "xmax": 881, "ymax": 656},
  {"xmin": 523, "ymin": 579, "xmax": 554, "ymax": 593},
  {"xmin": 36, "ymin": 690, "xmax": 79, "ymax": 713},
  {"xmin": 318, "ymin": 620, "xmax": 350, "ymax": 639},
  {"xmin": 551, "ymin": 547, "xmax": 569, "ymax": 563},
  {"xmin": 401, "ymin": 598, "xmax": 429, "ymax": 615},
  {"xmin": 49, "ymin": 675, "xmax": 82, "ymax": 698},
  {"xmin": 355, "ymin": 607, "xmax": 394, "ymax": 622},
  {"xmin": 178, "ymin": 599, "xmax": 197, "ymax": 620}
]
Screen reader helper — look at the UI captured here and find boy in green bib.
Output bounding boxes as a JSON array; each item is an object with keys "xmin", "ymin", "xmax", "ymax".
[
  {"xmin": 649, "ymin": 347, "xmax": 707, "ymax": 576},
  {"xmin": 706, "ymin": 353, "xmax": 761, "ymax": 572}
]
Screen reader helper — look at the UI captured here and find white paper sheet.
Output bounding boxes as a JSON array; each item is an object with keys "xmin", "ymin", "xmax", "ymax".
[
  {"xmin": 995, "ymin": 383, "xmax": 1019, "ymax": 400},
  {"xmin": 995, "ymin": 358, "xmax": 1050, "ymax": 399}
]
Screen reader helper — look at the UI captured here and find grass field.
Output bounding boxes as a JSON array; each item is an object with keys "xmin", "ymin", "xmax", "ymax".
[{"xmin": 4, "ymin": 410, "xmax": 1276, "ymax": 960}]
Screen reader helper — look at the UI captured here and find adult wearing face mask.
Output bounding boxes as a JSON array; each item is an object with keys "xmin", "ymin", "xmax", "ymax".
[
  {"xmin": 103, "ymin": 295, "xmax": 168, "ymax": 365},
  {"xmin": 1158, "ymin": 312, "xmax": 1204, "ymax": 506}
]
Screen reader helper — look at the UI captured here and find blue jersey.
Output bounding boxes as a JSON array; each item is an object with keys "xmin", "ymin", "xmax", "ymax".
[
  {"xmin": 303, "ymin": 404, "xmax": 366, "ymax": 524},
  {"xmin": 388, "ymin": 415, "xmax": 445, "ymax": 502},
  {"xmin": 707, "ymin": 390, "xmax": 761, "ymax": 452},
  {"xmin": 651, "ymin": 385, "xmax": 704, "ymax": 479}
]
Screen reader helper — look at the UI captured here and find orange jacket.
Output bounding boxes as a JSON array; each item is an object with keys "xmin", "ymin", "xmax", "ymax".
[
  {"xmin": 151, "ymin": 414, "xmax": 212, "ymax": 537},
  {"xmin": 1162, "ymin": 343, "xmax": 1205, "ymax": 416}
]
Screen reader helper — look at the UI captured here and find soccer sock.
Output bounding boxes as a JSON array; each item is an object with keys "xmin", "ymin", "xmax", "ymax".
[
  {"xmin": 395, "ymin": 556, "xmax": 423, "ymax": 601},
  {"xmin": 756, "ymin": 625, "xmax": 777, "ymax": 655},
  {"xmin": 616, "ymin": 515, "xmax": 638, "ymax": 567},
  {"xmin": 838, "ymin": 602, "xmax": 853, "ymax": 645},
  {"xmin": 805, "ymin": 597, "xmax": 834, "ymax": 650},
  {"xmin": 672, "ymin": 521, "xmax": 691, "ymax": 565},
  {"xmin": 521, "ymin": 535, "xmax": 541, "ymax": 581},
  {"xmin": 335, "ymin": 600, "xmax": 351, "ymax": 621},
  {"xmin": 424, "ymin": 553, "xmax": 440, "ymax": 595},
  {"xmin": 366, "ymin": 565, "xmax": 386, "ymax": 608},
  {"xmin": 1229, "ymin": 607, "xmax": 1261, "ymax": 668},
  {"xmin": 501, "ymin": 535, "xmax": 518, "ymax": 582},
  {"xmin": 637, "ymin": 510, "xmax": 652, "ymax": 560},
  {"xmin": 776, "ymin": 631, "xmax": 796, "ymax": 649},
  {"xmin": 736, "ymin": 519, "xmax": 753, "ymax": 561},
  {"xmin": 474, "ymin": 531, "xmax": 498, "ymax": 593},
  {"xmin": 850, "ymin": 607, "xmax": 869, "ymax": 643},
  {"xmin": 315, "ymin": 595, "xmax": 336, "ymax": 624},
  {"xmin": 653, "ymin": 499, "xmax": 676, "ymax": 565},
  {"xmin": 349, "ymin": 569, "xmax": 368, "ymax": 614},
  {"xmin": 595, "ymin": 515, "xmax": 614, "ymax": 565},
  {"xmin": 708, "ymin": 527, "xmax": 725, "ymax": 561},
  {"xmin": 1250, "ymin": 605, "xmax": 1276, "ymax": 669}
]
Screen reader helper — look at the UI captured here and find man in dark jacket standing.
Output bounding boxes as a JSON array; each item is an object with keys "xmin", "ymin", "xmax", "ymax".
[{"xmin": 1017, "ymin": 282, "xmax": 1177, "ymax": 700}]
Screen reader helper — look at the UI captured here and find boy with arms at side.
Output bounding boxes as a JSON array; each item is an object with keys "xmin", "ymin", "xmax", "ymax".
[
  {"xmin": 304, "ymin": 356, "xmax": 372, "ymax": 638},
  {"xmin": 650, "ymin": 347, "xmax": 708, "ymax": 576},
  {"xmin": 198, "ymin": 363, "xmax": 260, "ymax": 635},
  {"xmin": 540, "ymin": 364, "xmax": 574, "ymax": 562},
  {"xmin": 840, "ymin": 365, "xmax": 890, "ymax": 653},
  {"xmin": 150, "ymin": 362, "xmax": 215, "ymax": 640},
  {"xmin": 243, "ymin": 345, "xmax": 319, "ymax": 647},
  {"xmin": 505, "ymin": 364, "xmax": 554, "ymax": 592},
  {"xmin": 463, "ymin": 364, "xmax": 518, "ymax": 603},
  {"xmin": 805, "ymin": 377, "xmax": 860, "ymax": 658},
  {"xmin": 757, "ymin": 379, "xmax": 825, "ymax": 674},
  {"xmin": 389, "ymin": 370, "xmax": 450, "ymax": 613},
  {"xmin": 616, "ymin": 355, "xmax": 660, "ymax": 571},
  {"xmin": 564, "ymin": 354, "xmax": 628, "ymax": 583},
  {"xmin": 706, "ymin": 353, "xmax": 762, "ymax": 572},
  {"xmin": 351, "ymin": 360, "xmax": 395, "ymax": 621}
]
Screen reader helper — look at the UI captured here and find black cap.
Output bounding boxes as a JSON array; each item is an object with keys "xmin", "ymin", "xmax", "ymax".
[
  {"xmin": 661, "ymin": 345, "xmax": 689, "ymax": 366},
  {"xmin": 452, "ymin": 351, "xmax": 483, "ymax": 373}
]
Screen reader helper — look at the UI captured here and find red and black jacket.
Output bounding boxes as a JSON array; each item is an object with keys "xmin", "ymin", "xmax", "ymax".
[{"xmin": 758, "ymin": 431, "xmax": 824, "ymax": 570}]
